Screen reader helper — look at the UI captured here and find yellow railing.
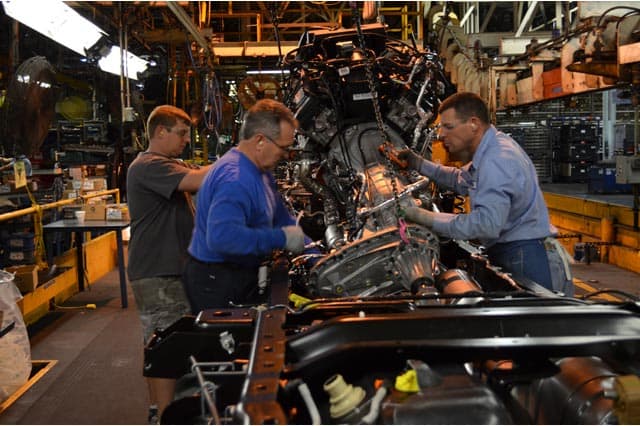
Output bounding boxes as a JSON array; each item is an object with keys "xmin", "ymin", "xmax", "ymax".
[
  {"xmin": 0, "ymin": 189, "xmax": 120, "ymax": 222},
  {"xmin": 0, "ymin": 188, "xmax": 121, "ymax": 324},
  {"xmin": 0, "ymin": 189, "xmax": 120, "ymax": 266}
]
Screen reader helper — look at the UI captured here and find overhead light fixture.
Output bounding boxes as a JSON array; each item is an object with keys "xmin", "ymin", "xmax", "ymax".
[
  {"xmin": 246, "ymin": 70, "xmax": 290, "ymax": 75},
  {"xmin": 1, "ymin": 0, "xmax": 105, "ymax": 57},
  {"xmin": 1, "ymin": 0, "xmax": 148, "ymax": 80},
  {"xmin": 98, "ymin": 46, "xmax": 148, "ymax": 81}
]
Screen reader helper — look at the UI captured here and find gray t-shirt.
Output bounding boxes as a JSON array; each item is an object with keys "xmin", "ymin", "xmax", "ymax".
[{"xmin": 126, "ymin": 152, "xmax": 195, "ymax": 281}]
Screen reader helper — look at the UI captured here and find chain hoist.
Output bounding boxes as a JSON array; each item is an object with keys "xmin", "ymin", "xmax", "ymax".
[{"xmin": 350, "ymin": 2, "xmax": 405, "ymax": 221}]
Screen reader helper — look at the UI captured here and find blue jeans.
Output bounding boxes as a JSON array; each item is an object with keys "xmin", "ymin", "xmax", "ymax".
[{"xmin": 486, "ymin": 238, "xmax": 553, "ymax": 290}]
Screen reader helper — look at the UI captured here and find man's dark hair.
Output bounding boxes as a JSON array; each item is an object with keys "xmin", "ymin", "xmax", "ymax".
[
  {"xmin": 438, "ymin": 92, "xmax": 490, "ymax": 124},
  {"xmin": 240, "ymin": 99, "xmax": 298, "ymax": 140},
  {"xmin": 147, "ymin": 105, "xmax": 191, "ymax": 139}
]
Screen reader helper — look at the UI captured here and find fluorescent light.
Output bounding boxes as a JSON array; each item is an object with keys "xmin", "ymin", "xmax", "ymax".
[
  {"xmin": 246, "ymin": 70, "xmax": 290, "ymax": 75},
  {"xmin": 98, "ymin": 46, "xmax": 148, "ymax": 81},
  {"xmin": 2, "ymin": 0, "xmax": 105, "ymax": 57},
  {"xmin": 2, "ymin": 0, "xmax": 148, "ymax": 80}
]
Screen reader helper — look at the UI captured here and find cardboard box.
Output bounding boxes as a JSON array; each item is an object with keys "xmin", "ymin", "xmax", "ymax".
[
  {"xmin": 82, "ymin": 177, "xmax": 107, "ymax": 191},
  {"xmin": 71, "ymin": 179, "xmax": 83, "ymax": 190},
  {"xmin": 106, "ymin": 203, "xmax": 130, "ymax": 221},
  {"xmin": 6, "ymin": 264, "xmax": 39, "ymax": 293},
  {"xmin": 84, "ymin": 202, "xmax": 107, "ymax": 220},
  {"xmin": 69, "ymin": 167, "xmax": 83, "ymax": 181},
  {"xmin": 82, "ymin": 179, "xmax": 95, "ymax": 191},
  {"xmin": 94, "ymin": 164, "xmax": 107, "ymax": 176},
  {"xmin": 92, "ymin": 178, "xmax": 106, "ymax": 191},
  {"xmin": 63, "ymin": 189, "xmax": 80, "ymax": 199}
]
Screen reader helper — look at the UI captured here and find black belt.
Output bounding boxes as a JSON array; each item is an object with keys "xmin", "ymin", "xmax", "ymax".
[{"xmin": 189, "ymin": 255, "xmax": 246, "ymax": 269}]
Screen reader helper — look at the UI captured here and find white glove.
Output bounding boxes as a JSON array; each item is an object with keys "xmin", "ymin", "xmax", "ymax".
[
  {"xmin": 282, "ymin": 225, "xmax": 305, "ymax": 254},
  {"xmin": 404, "ymin": 207, "xmax": 436, "ymax": 228}
]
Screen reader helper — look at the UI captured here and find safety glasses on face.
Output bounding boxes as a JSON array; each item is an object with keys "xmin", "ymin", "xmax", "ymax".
[{"xmin": 260, "ymin": 133, "xmax": 297, "ymax": 153}]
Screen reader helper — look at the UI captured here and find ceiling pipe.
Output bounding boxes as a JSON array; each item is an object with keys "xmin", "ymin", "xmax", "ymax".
[
  {"xmin": 166, "ymin": 1, "xmax": 211, "ymax": 56},
  {"xmin": 515, "ymin": 1, "xmax": 539, "ymax": 38},
  {"xmin": 459, "ymin": 5, "xmax": 475, "ymax": 28}
]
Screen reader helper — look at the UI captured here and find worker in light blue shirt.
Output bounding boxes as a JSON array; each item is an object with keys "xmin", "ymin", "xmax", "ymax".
[{"xmin": 398, "ymin": 92, "xmax": 555, "ymax": 290}]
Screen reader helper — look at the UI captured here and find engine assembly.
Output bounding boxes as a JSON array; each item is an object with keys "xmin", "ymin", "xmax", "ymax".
[{"xmin": 146, "ymin": 23, "xmax": 640, "ymax": 425}]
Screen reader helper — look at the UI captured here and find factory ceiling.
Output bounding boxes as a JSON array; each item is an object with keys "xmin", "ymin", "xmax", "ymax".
[
  {"xmin": 3, "ymin": 1, "xmax": 640, "ymax": 161},
  {"xmin": 2, "ymin": 1, "xmax": 576, "ymax": 75},
  {"xmin": 6, "ymin": 0, "xmax": 638, "ymax": 125}
]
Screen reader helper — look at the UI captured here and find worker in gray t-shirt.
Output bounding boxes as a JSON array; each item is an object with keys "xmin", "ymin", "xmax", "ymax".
[{"xmin": 126, "ymin": 104, "xmax": 212, "ymax": 423}]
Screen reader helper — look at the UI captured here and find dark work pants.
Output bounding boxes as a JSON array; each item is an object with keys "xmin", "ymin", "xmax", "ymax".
[
  {"xmin": 182, "ymin": 257, "xmax": 264, "ymax": 314},
  {"xmin": 486, "ymin": 238, "xmax": 553, "ymax": 290}
]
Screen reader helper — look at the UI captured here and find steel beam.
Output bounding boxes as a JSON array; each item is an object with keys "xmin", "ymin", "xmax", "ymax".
[
  {"xmin": 166, "ymin": 1, "xmax": 211, "ymax": 56},
  {"xmin": 515, "ymin": 1, "xmax": 539, "ymax": 38}
]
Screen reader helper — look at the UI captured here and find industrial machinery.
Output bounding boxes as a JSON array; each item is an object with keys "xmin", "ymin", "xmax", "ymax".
[
  {"xmin": 1, "ymin": 56, "xmax": 57, "ymax": 157},
  {"xmin": 146, "ymin": 22, "xmax": 640, "ymax": 425}
]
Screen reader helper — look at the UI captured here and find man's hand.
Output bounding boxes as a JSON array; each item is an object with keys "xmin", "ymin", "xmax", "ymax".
[
  {"xmin": 403, "ymin": 206, "xmax": 435, "ymax": 228},
  {"xmin": 395, "ymin": 149, "xmax": 422, "ymax": 170},
  {"xmin": 282, "ymin": 225, "xmax": 305, "ymax": 254}
]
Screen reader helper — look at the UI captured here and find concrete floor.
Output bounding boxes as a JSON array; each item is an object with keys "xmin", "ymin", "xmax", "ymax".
[
  {"xmin": 571, "ymin": 261, "xmax": 640, "ymax": 301},
  {"xmin": 0, "ymin": 257, "xmax": 638, "ymax": 424},
  {"xmin": 0, "ymin": 268, "xmax": 148, "ymax": 425}
]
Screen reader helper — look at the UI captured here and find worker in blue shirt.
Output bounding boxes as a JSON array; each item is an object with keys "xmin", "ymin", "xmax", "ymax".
[
  {"xmin": 184, "ymin": 99, "xmax": 307, "ymax": 312},
  {"xmin": 398, "ymin": 92, "xmax": 555, "ymax": 291}
]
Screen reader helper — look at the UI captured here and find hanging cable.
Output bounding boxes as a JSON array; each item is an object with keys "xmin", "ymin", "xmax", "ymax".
[
  {"xmin": 118, "ymin": 5, "xmax": 126, "ymax": 125},
  {"xmin": 350, "ymin": 1, "xmax": 404, "ymax": 222},
  {"xmin": 203, "ymin": 73, "xmax": 222, "ymax": 132},
  {"xmin": 268, "ymin": 3, "xmax": 285, "ymax": 76},
  {"xmin": 124, "ymin": 22, "xmax": 131, "ymax": 111}
]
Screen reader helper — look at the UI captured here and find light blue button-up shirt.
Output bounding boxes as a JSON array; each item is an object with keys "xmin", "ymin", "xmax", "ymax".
[{"xmin": 416, "ymin": 125, "xmax": 554, "ymax": 248}]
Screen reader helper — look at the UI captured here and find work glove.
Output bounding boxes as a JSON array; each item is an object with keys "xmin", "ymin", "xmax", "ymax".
[
  {"xmin": 395, "ymin": 148, "xmax": 422, "ymax": 170},
  {"xmin": 282, "ymin": 225, "xmax": 305, "ymax": 254},
  {"xmin": 403, "ymin": 207, "xmax": 436, "ymax": 228}
]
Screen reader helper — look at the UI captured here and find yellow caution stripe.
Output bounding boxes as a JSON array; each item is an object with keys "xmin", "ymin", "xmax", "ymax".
[{"xmin": 573, "ymin": 278, "xmax": 621, "ymax": 302}]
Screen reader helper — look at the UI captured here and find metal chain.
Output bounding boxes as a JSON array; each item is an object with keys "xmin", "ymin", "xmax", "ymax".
[{"xmin": 351, "ymin": 3, "xmax": 404, "ymax": 220}]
